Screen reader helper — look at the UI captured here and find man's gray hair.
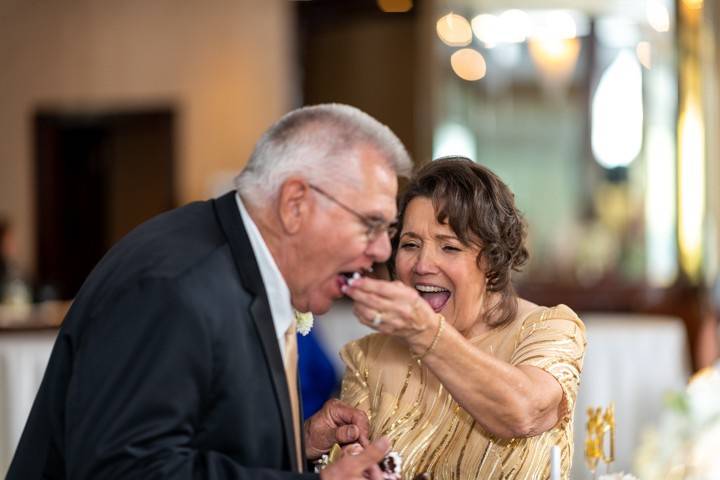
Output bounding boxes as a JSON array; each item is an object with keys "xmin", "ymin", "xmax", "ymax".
[{"xmin": 235, "ymin": 103, "xmax": 412, "ymax": 204}]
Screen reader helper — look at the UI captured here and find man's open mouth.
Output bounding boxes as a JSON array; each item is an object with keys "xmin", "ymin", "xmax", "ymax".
[
  {"xmin": 338, "ymin": 267, "xmax": 373, "ymax": 288},
  {"xmin": 415, "ymin": 284, "xmax": 451, "ymax": 312}
]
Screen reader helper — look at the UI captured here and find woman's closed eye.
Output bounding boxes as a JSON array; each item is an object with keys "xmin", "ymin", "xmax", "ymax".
[
  {"xmin": 399, "ymin": 241, "xmax": 420, "ymax": 250},
  {"xmin": 442, "ymin": 244, "xmax": 462, "ymax": 253}
]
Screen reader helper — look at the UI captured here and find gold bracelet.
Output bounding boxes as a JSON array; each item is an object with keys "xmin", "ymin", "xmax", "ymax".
[{"xmin": 412, "ymin": 314, "xmax": 444, "ymax": 362}]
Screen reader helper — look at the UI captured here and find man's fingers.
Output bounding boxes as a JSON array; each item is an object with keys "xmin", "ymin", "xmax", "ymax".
[
  {"xmin": 336, "ymin": 424, "xmax": 360, "ymax": 443},
  {"xmin": 328, "ymin": 400, "xmax": 371, "ymax": 444}
]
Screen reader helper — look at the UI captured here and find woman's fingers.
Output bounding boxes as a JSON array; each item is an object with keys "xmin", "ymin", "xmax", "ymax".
[
  {"xmin": 349, "ymin": 281, "xmax": 435, "ymax": 329},
  {"xmin": 320, "ymin": 437, "xmax": 390, "ymax": 480},
  {"xmin": 347, "ymin": 277, "xmax": 411, "ymax": 301},
  {"xmin": 343, "ymin": 442, "xmax": 364, "ymax": 456},
  {"xmin": 347, "ymin": 287, "xmax": 397, "ymax": 317}
]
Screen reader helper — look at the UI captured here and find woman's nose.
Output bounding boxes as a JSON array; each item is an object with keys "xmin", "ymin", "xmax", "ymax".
[{"xmin": 413, "ymin": 247, "xmax": 437, "ymax": 275}]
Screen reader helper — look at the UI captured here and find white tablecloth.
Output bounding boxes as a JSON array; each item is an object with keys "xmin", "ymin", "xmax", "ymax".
[
  {"xmin": 571, "ymin": 313, "xmax": 690, "ymax": 479},
  {"xmin": 0, "ymin": 329, "xmax": 57, "ymax": 476}
]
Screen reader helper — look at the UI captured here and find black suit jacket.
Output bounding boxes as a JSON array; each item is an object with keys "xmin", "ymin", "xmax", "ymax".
[{"xmin": 7, "ymin": 192, "xmax": 318, "ymax": 479}]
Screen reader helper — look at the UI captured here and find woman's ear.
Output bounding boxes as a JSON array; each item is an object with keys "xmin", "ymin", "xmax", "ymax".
[{"xmin": 277, "ymin": 178, "xmax": 311, "ymax": 234}]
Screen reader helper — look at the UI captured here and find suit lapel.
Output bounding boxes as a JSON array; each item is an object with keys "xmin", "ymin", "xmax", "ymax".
[{"xmin": 213, "ymin": 191, "xmax": 299, "ymax": 472}]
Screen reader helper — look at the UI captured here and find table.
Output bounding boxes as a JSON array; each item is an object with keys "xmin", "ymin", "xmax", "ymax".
[
  {"xmin": 0, "ymin": 305, "xmax": 692, "ymax": 478},
  {"xmin": 571, "ymin": 313, "xmax": 690, "ymax": 479},
  {"xmin": 0, "ymin": 328, "xmax": 58, "ymax": 476}
]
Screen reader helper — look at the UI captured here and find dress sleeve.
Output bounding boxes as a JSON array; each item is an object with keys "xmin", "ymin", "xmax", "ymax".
[
  {"xmin": 339, "ymin": 336, "xmax": 373, "ymax": 416},
  {"xmin": 509, "ymin": 305, "xmax": 587, "ymax": 424}
]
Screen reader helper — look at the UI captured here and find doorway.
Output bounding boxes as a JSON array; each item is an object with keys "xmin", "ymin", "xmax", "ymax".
[{"xmin": 34, "ymin": 109, "xmax": 176, "ymax": 300}]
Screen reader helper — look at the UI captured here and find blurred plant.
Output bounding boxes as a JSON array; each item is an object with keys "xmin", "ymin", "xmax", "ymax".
[
  {"xmin": 598, "ymin": 473, "xmax": 638, "ymax": 480},
  {"xmin": 634, "ymin": 367, "xmax": 720, "ymax": 480}
]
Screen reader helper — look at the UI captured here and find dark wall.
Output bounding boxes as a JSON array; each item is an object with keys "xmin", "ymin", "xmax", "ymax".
[
  {"xmin": 297, "ymin": 0, "xmax": 427, "ymax": 163},
  {"xmin": 35, "ymin": 110, "xmax": 175, "ymax": 299}
]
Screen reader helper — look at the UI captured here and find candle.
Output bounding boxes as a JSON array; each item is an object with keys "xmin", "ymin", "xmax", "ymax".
[{"xmin": 550, "ymin": 445, "xmax": 561, "ymax": 480}]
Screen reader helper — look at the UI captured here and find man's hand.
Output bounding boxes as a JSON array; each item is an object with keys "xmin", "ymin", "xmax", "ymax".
[
  {"xmin": 304, "ymin": 398, "xmax": 370, "ymax": 459},
  {"xmin": 319, "ymin": 437, "xmax": 389, "ymax": 480}
]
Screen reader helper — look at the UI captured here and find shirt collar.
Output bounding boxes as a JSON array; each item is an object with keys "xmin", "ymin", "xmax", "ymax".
[{"xmin": 235, "ymin": 193, "xmax": 294, "ymax": 361}]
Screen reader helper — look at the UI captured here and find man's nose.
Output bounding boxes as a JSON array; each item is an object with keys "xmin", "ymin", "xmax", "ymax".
[{"xmin": 365, "ymin": 231, "xmax": 392, "ymax": 263}]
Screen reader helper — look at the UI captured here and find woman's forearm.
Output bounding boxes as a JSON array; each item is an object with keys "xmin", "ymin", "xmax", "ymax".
[{"xmin": 411, "ymin": 325, "xmax": 562, "ymax": 439}]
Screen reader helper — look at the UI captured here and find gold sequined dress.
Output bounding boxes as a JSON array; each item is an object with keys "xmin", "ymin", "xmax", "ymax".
[{"xmin": 340, "ymin": 304, "xmax": 586, "ymax": 480}]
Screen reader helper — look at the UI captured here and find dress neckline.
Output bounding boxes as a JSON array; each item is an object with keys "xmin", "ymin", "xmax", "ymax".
[{"xmin": 467, "ymin": 303, "xmax": 547, "ymax": 343}]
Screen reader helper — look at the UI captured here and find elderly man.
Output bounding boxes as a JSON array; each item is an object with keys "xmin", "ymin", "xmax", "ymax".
[{"xmin": 8, "ymin": 104, "xmax": 412, "ymax": 479}]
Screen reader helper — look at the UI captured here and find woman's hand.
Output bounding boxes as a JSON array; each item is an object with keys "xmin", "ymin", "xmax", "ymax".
[
  {"xmin": 319, "ymin": 437, "xmax": 390, "ymax": 480},
  {"xmin": 342, "ymin": 277, "xmax": 440, "ymax": 353}
]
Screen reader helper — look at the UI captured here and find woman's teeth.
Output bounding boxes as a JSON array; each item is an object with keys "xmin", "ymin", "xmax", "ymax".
[
  {"xmin": 415, "ymin": 285, "xmax": 448, "ymax": 293},
  {"xmin": 415, "ymin": 285, "xmax": 451, "ymax": 312}
]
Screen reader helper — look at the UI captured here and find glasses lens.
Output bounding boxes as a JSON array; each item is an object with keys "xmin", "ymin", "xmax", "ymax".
[
  {"xmin": 367, "ymin": 222, "xmax": 398, "ymax": 241},
  {"xmin": 386, "ymin": 223, "xmax": 398, "ymax": 239}
]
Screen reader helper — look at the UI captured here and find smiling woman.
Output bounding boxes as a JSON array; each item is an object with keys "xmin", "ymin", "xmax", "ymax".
[{"xmin": 340, "ymin": 157, "xmax": 587, "ymax": 480}]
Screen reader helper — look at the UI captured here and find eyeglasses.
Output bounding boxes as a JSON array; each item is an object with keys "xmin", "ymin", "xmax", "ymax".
[{"xmin": 309, "ymin": 184, "xmax": 398, "ymax": 241}]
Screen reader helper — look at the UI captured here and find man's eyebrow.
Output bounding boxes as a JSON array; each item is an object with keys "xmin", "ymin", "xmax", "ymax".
[{"xmin": 364, "ymin": 211, "xmax": 396, "ymax": 223}]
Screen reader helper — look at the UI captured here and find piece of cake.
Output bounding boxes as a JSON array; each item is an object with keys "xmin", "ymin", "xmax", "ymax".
[{"xmin": 378, "ymin": 451, "xmax": 402, "ymax": 480}]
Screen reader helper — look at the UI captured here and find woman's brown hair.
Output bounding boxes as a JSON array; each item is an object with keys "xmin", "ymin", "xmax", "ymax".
[{"xmin": 392, "ymin": 156, "xmax": 529, "ymax": 328}]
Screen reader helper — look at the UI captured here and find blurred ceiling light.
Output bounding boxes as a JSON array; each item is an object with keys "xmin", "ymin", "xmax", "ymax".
[
  {"xmin": 596, "ymin": 16, "xmax": 640, "ymax": 48},
  {"xmin": 678, "ymin": 98, "xmax": 705, "ymax": 280},
  {"xmin": 531, "ymin": 10, "xmax": 577, "ymax": 40},
  {"xmin": 498, "ymin": 9, "xmax": 531, "ymax": 43},
  {"xmin": 645, "ymin": 127, "xmax": 677, "ymax": 286},
  {"xmin": 682, "ymin": 0, "xmax": 703, "ymax": 9},
  {"xmin": 377, "ymin": 0, "xmax": 412, "ymax": 13},
  {"xmin": 591, "ymin": 50, "xmax": 644, "ymax": 169},
  {"xmin": 433, "ymin": 122, "xmax": 476, "ymax": 160},
  {"xmin": 636, "ymin": 41, "xmax": 652, "ymax": 69},
  {"xmin": 450, "ymin": 48, "xmax": 487, "ymax": 81},
  {"xmin": 437, "ymin": 13, "xmax": 472, "ymax": 47},
  {"xmin": 471, "ymin": 14, "xmax": 500, "ymax": 47},
  {"xmin": 646, "ymin": 0, "xmax": 671, "ymax": 32},
  {"xmin": 528, "ymin": 37, "xmax": 580, "ymax": 88}
]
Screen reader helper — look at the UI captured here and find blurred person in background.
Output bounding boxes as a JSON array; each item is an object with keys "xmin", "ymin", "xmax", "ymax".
[
  {"xmin": 8, "ymin": 104, "xmax": 412, "ymax": 480},
  {"xmin": 0, "ymin": 217, "xmax": 10, "ymax": 298},
  {"xmin": 341, "ymin": 157, "xmax": 587, "ymax": 479},
  {"xmin": 0, "ymin": 216, "xmax": 31, "ymax": 306}
]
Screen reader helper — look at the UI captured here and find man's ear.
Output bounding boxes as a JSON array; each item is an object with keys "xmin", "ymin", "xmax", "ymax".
[{"xmin": 277, "ymin": 178, "xmax": 311, "ymax": 234}]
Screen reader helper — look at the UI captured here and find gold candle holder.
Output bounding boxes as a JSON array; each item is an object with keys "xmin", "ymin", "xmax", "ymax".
[{"xmin": 584, "ymin": 403, "xmax": 616, "ymax": 478}]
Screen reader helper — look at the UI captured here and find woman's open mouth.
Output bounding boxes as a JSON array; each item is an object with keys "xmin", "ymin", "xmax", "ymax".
[{"xmin": 415, "ymin": 284, "xmax": 451, "ymax": 312}]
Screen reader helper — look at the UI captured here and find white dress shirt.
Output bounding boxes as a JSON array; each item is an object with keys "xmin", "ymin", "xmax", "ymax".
[{"xmin": 236, "ymin": 194, "xmax": 294, "ymax": 362}]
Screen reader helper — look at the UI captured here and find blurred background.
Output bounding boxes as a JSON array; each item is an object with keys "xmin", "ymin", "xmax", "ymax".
[{"xmin": 1, "ymin": 0, "xmax": 719, "ymax": 477}]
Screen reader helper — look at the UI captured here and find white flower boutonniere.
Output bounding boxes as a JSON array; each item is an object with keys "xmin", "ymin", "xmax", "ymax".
[{"xmin": 294, "ymin": 310, "xmax": 314, "ymax": 336}]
